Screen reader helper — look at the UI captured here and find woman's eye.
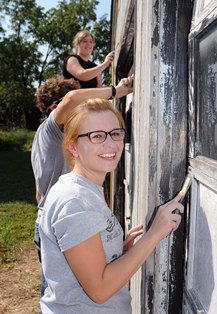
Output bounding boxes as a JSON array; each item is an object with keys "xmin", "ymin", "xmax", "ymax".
[
  {"xmin": 92, "ymin": 133, "xmax": 103, "ymax": 139},
  {"xmin": 112, "ymin": 132, "xmax": 120, "ymax": 137}
]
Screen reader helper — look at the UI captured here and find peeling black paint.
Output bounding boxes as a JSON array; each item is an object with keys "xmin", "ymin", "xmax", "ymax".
[
  {"xmin": 152, "ymin": 24, "xmax": 160, "ymax": 47},
  {"xmin": 161, "ymin": 68, "xmax": 174, "ymax": 127},
  {"xmin": 159, "ymin": 146, "xmax": 172, "ymax": 201},
  {"xmin": 201, "ymin": 17, "xmax": 211, "ymax": 31},
  {"xmin": 117, "ymin": 2, "xmax": 134, "ymax": 76},
  {"xmin": 146, "ymin": 274, "xmax": 154, "ymax": 313},
  {"xmin": 152, "ymin": 0, "xmax": 160, "ymax": 47},
  {"xmin": 161, "ymin": 0, "xmax": 177, "ymax": 64},
  {"xmin": 169, "ymin": 214, "xmax": 185, "ymax": 314}
]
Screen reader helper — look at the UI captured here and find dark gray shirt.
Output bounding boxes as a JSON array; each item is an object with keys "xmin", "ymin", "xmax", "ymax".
[{"xmin": 31, "ymin": 111, "xmax": 69, "ymax": 221}]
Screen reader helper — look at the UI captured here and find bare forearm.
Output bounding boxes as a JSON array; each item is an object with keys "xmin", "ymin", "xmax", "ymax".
[
  {"xmin": 64, "ymin": 230, "xmax": 158, "ymax": 304},
  {"xmin": 68, "ymin": 86, "xmax": 113, "ymax": 104},
  {"xmin": 55, "ymin": 88, "xmax": 111, "ymax": 125},
  {"xmin": 67, "ymin": 61, "xmax": 109, "ymax": 82},
  {"xmin": 70, "ymin": 84, "xmax": 130, "ymax": 102},
  {"xmin": 35, "ymin": 183, "xmax": 41, "ymax": 204},
  {"xmin": 72, "ymin": 62, "xmax": 109, "ymax": 82},
  {"xmin": 55, "ymin": 82, "xmax": 132, "ymax": 126},
  {"xmin": 97, "ymin": 230, "xmax": 159, "ymax": 302},
  {"xmin": 97, "ymin": 74, "xmax": 102, "ymax": 87},
  {"xmin": 97, "ymin": 197, "xmax": 183, "ymax": 302}
]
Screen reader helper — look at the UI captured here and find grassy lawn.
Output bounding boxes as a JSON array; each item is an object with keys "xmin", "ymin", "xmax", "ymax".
[{"xmin": 0, "ymin": 130, "xmax": 37, "ymax": 266}]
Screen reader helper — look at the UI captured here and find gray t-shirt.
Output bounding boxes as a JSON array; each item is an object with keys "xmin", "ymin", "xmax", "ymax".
[
  {"xmin": 31, "ymin": 111, "xmax": 69, "ymax": 215},
  {"xmin": 40, "ymin": 172, "xmax": 132, "ymax": 314}
]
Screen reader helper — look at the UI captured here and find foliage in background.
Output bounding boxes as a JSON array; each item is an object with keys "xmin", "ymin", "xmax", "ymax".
[
  {"xmin": 0, "ymin": 0, "xmax": 111, "ymax": 129},
  {"xmin": 0, "ymin": 130, "xmax": 37, "ymax": 266},
  {"xmin": 0, "ymin": 128, "xmax": 35, "ymax": 151}
]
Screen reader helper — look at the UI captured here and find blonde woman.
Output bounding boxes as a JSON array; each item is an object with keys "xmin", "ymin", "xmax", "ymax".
[
  {"xmin": 63, "ymin": 29, "xmax": 114, "ymax": 88},
  {"xmin": 40, "ymin": 98, "xmax": 184, "ymax": 313}
]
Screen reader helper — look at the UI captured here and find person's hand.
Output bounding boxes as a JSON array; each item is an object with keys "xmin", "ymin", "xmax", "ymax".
[
  {"xmin": 115, "ymin": 74, "xmax": 134, "ymax": 98},
  {"xmin": 149, "ymin": 194, "xmax": 184, "ymax": 241},
  {"xmin": 123, "ymin": 224, "xmax": 144, "ymax": 253},
  {"xmin": 104, "ymin": 51, "xmax": 115, "ymax": 66}
]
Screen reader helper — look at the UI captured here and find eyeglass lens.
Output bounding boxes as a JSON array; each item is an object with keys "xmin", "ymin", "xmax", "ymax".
[{"xmin": 90, "ymin": 129, "xmax": 125, "ymax": 143}]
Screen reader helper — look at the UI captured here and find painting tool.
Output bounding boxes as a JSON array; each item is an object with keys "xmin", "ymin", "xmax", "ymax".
[{"xmin": 173, "ymin": 174, "xmax": 192, "ymax": 214}]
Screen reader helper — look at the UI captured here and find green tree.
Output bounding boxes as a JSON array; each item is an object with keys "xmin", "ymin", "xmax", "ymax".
[
  {"xmin": 0, "ymin": 0, "xmax": 45, "ymax": 128},
  {"xmin": 0, "ymin": 35, "xmax": 41, "ymax": 128},
  {"xmin": 0, "ymin": 0, "xmax": 110, "ymax": 129}
]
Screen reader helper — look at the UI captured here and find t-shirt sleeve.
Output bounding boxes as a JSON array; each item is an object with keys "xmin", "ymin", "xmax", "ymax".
[{"xmin": 52, "ymin": 200, "xmax": 107, "ymax": 252}]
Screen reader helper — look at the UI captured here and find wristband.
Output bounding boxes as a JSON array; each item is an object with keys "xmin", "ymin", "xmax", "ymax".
[{"xmin": 109, "ymin": 85, "xmax": 116, "ymax": 99}]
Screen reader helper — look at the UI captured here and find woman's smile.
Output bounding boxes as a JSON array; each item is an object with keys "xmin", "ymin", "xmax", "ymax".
[{"xmin": 99, "ymin": 152, "xmax": 116, "ymax": 159}]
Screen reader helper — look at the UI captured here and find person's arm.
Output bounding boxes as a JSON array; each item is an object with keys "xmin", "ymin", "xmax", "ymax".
[
  {"xmin": 64, "ymin": 194, "xmax": 184, "ymax": 304},
  {"xmin": 35, "ymin": 182, "xmax": 41, "ymax": 204},
  {"xmin": 54, "ymin": 74, "xmax": 134, "ymax": 126},
  {"xmin": 97, "ymin": 74, "xmax": 102, "ymax": 88},
  {"xmin": 66, "ymin": 51, "xmax": 115, "ymax": 82}
]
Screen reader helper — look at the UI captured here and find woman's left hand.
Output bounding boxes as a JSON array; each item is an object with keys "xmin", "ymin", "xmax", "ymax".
[{"xmin": 123, "ymin": 224, "xmax": 144, "ymax": 253}]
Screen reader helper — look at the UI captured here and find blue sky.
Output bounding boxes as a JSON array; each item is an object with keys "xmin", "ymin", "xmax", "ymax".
[
  {"xmin": 3, "ymin": 1, "xmax": 111, "ymax": 33},
  {"xmin": 36, "ymin": 0, "xmax": 111, "ymax": 19}
]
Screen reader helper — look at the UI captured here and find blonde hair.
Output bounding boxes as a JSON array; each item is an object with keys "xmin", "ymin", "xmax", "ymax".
[
  {"xmin": 73, "ymin": 30, "xmax": 95, "ymax": 53},
  {"xmin": 63, "ymin": 98, "xmax": 125, "ymax": 168}
]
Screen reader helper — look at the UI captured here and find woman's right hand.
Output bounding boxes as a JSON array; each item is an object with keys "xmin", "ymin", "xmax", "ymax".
[
  {"xmin": 104, "ymin": 51, "xmax": 115, "ymax": 66},
  {"xmin": 149, "ymin": 194, "xmax": 184, "ymax": 241},
  {"xmin": 115, "ymin": 74, "xmax": 134, "ymax": 98}
]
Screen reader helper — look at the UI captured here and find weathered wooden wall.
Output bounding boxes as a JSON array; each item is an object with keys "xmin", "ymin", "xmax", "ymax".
[{"xmin": 111, "ymin": 0, "xmax": 193, "ymax": 313}]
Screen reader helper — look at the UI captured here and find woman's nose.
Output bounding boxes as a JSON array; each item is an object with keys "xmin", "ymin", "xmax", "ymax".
[{"xmin": 103, "ymin": 134, "xmax": 116, "ymax": 146}]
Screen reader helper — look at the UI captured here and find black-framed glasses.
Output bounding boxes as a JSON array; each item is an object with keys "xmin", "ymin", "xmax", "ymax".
[{"xmin": 77, "ymin": 128, "xmax": 125, "ymax": 144}]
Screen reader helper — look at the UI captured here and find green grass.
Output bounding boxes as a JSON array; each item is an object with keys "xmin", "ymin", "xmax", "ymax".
[{"xmin": 0, "ymin": 129, "xmax": 37, "ymax": 266}]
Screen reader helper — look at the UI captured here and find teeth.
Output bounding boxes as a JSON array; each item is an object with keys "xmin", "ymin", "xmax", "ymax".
[{"xmin": 100, "ymin": 153, "xmax": 115, "ymax": 158}]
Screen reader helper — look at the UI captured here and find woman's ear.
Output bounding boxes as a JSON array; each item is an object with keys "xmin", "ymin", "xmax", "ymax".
[{"xmin": 66, "ymin": 142, "xmax": 79, "ymax": 158}]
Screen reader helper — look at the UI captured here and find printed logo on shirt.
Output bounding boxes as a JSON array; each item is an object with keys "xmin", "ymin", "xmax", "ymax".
[
  {"xmin": 106, "ymin": 214, "xmax": 121, "ymax": 242},
  {"xmin": 106, "ymin": 214, "xmax": 117, "ymax": 232}
]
